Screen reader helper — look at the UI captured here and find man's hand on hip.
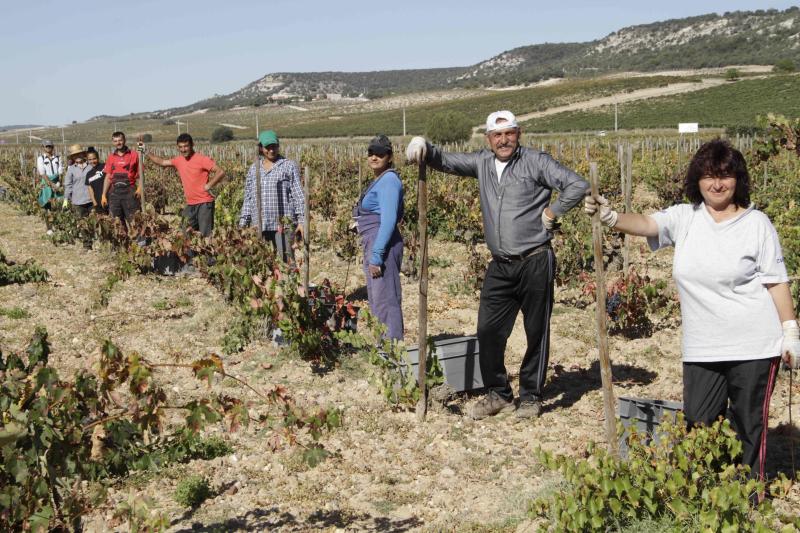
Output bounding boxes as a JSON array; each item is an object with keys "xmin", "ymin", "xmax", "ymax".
[{"xmin": 541, "ymin": 207, "xmax": 558, "ymax": 231}]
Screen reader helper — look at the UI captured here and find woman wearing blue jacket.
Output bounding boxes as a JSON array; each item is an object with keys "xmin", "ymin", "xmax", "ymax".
[{"xmin": 354, "ymin": 135, "xmax": 404, "ymax": 340}]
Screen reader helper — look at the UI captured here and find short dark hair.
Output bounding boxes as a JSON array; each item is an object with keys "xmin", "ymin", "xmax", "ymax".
[
  {"xmin": 684, "ymin": 138, "xmax": 750, "ymax": 208},
  {"xmin": 111, "ymin": 131, "xmax": 126, "ymax": 140},
  {"xmin": 176, "ymin": 133, "xmax": 193, "ymax": 145},
  {"xmin": 86, "ymin": 147, "xmax": 99, "ymax": 158}
]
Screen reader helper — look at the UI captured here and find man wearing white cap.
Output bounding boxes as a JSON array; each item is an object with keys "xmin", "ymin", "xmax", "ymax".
[
  {"xmin": 36, "ymin": 140, "xmax": 63, "ymax": 234},
  {"xmin": 406, "ymin": 110, "xmax": 589, "ymax": 419}
]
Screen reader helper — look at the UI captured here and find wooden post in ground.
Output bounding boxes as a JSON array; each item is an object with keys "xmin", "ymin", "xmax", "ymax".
[
  {"xmin": 623, "ymin": 143, "xmax": 633, "ymax": 275},
  {"xmin": 136, "ymin": 135, "xmax": 146, "ymax": 210},
  {"xmin": 589, "ymin": 162, "xmax": 619, "ymax": 457},
  {"xmin": 416, "ymin": 161, "xmax": 429, "ymax": 421},
  {"xmin": 303, "ymin": 166, "xmax": 311, "ymax": 294},
  {"xmin": 254, "ymin": 148, "xmax": 263, "ymax": 236}
]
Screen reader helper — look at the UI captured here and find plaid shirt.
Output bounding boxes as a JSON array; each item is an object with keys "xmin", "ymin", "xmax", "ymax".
[{"xmin": 239, "ymin": 156, "xmax": 305, "ymax": 231}]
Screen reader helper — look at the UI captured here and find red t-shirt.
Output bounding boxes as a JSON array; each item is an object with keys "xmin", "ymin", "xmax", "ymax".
[
  {"xmin": 171, "ymin": 152, "xmax": 216, "ymax": 205},
  {"xmin": 103, "ymin": 148, "xmax": 139, "ymax": 186}
]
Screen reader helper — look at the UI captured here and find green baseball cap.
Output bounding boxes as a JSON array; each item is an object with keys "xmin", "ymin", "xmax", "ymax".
[{"xmin": 258, "ymin": 130, "xmax": 279, "ymax": 147}]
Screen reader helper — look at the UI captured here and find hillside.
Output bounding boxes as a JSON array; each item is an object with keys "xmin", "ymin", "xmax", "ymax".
[
  {"xmin": 521, "ymin": 74, "xmax": 800, "ymax": 132},
  {"xmin": 131, "ymin": 7, "xmax": 800, "ymax": 117},
  {"xmin": 471, "ymin": 8, "xmax": 800, "ymax": 86},
  {"xmin": 8, "ymin": 71, "xmax": 800, "ymax": 143}
]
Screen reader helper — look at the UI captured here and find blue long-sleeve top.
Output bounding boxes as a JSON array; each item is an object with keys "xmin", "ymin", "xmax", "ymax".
[{"xmin": 361, "ymin": 170, "xmax": 404, "ymax": 266}]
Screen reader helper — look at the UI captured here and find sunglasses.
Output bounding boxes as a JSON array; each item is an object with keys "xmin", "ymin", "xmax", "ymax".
[{"xmin": 367, "ymin": 150, "xmax": 390, "ymax": 157}]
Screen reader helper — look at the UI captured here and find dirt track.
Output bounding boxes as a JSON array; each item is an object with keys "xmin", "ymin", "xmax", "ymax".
[{"xmin": 512, "ymin": 78, "xmax": 728, "ymax": 123}]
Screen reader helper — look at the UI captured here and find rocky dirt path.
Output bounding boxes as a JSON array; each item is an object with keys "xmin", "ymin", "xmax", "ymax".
[
  {"xmin": 512, "ymin": 78, "xmax": 727, "ymax": 124},
  {"xmin": 2, "ymin": 198, "xmax": 799, "ymax": 531}
]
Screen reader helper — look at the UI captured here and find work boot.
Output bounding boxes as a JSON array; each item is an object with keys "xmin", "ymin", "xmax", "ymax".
[
  {"xmin": 469, "ymin": 391, "xmax": 515, "ymax": 420},
  {"xmin": 515, "ymin": 400, "xmax": 543, "ymax": 419}
]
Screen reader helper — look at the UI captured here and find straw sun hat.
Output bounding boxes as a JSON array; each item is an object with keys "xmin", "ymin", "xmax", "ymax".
[{"xmin": 68, "ymin": 144, "xmax": 86, "ymax": 159}]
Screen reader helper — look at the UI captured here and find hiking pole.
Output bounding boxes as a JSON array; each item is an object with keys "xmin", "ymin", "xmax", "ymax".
[
  {"xmin": 417, "ymin": 160, "xmax": 429, "ymax": 421},
  {"xmin": 590, "ymin": 162, "xmax": 619, "ymax": 457}
]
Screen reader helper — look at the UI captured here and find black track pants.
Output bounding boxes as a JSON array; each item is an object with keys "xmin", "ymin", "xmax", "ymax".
[
  {"xmin": 476, "ymin": 248, "xmax": 555, "ymax": 402},
  {"xmin": 683, "ymin": 357, "xmax": 779, "ymax": 479}
]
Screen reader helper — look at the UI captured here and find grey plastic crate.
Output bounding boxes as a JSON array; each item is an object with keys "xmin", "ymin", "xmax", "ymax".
[
  {"xmin": 618, "ymin": 396, "xmax": 683, "ymax": 454},
  {"xmin": 404, "ymin": 336, "xmax": 483, "ymax": 392}
]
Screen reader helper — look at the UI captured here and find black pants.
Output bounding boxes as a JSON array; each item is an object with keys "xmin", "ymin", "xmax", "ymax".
[
  {"xmin": 183, "ymin": 201, "xmax": 215, "ymax": 237},
  {"xmin": 73, "ymin": 202, "xmax": 93, "ymax": 219},
  {"xmin": 683, "ymin": 357, "xmax": 779, "ymax": 479},
  {"xmin": 109, "ymin": 183, "xmax": 140, "ymax": 226},
  {"xmin": 476, "ymin": 247, "xmax": 555, "ymax": 402}
]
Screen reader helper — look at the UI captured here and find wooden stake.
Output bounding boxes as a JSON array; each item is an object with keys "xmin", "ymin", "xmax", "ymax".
[
  {"xmin": 137, "ymin": 135, "xmax": 146, "ymax": 209},
  {"xmin": 623, "ymin": 144, "xmax": 633, "ymax": 275},
  {"xmin": 254, "ymin": 149, "xmax": 263, "ymax": 236},
  {"xmin": 589, "ymin": 162, "xmax": 619, "ymax": 457},
  {"xmin": 416, "ymin": 161, "xmax": 429, "ymax": 421},
  {"xmin": 303, "ymin": 166, "xmax": 311, "ymax": 294}
]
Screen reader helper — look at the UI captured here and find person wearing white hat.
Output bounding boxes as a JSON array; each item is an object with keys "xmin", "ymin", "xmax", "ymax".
[
  {"xmin": 406, "ymin": 110, "xmax": 589, "ymax": 420},
  {"xmin": 36, "ymin": 140, "xmax": 63, "ymax": 234}
]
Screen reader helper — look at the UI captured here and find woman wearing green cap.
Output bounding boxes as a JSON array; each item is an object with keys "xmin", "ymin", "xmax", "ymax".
[
  {"xmin": 353, "ymin": 134, "xmax": 405, "ymax": 340},
  {"xmin": 239, "ymin": 130, "xmax": 305, "ymax": 262}
]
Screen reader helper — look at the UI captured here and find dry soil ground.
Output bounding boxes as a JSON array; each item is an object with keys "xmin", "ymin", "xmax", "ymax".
[{"xmin": 1, "ymin": 196, "xmax": 799, "ymax": 532}]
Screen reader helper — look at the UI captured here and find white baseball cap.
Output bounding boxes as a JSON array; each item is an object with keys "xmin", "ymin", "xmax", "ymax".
[{"xmin": 485, "ymin": 110, "xmax": 518, "ymax": 132}]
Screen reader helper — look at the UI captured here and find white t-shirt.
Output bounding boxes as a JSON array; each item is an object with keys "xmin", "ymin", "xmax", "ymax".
[
  {"xmin": 494, "ymin": 158, "xmax": 509, "ymax": 183},
  {"xmin": 648, "ymin": 203, "xmax": 788, "ymax": 362}
]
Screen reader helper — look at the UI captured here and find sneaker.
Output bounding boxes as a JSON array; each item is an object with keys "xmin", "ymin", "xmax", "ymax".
[
  {"xmin": 515, "ymin": 400, "xmax": 543, "ymax": 419},
  {"xmin": 469, "ymin": 391, "xmax": 515, "ymax": 420}
]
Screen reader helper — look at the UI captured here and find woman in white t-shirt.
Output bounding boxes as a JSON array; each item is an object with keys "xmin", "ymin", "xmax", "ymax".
[{"xmin": 585, "ymin": 139, "xmax": 800, "ymax": 481}]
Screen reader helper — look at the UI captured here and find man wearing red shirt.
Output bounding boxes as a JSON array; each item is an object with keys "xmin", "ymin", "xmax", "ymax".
[
  {"xmin": 101, "ymin": 131, "xmax": 141, "ymax": 226},
  {"xmin": 143, "ymin": 133, "xmax": 225, "ymax": 236}
]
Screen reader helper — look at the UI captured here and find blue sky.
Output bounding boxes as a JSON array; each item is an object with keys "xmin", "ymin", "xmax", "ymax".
[{"xmin": 1, "ymin": 0, "xmax": 797, "ymax": 125}]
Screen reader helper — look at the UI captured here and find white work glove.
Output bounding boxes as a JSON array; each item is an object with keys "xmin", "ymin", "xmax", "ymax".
[
  {"xmin": 405, "ymin": 136, "xmax": 427, "ymax": 164},
  {"xmin": 781, "ymin": 320, "xmax": 800, "ymax": 369},
  {"xmin": 541, "ymin": 209, "xmax": 558, "ymax": 231},
  {"xmin": 584, "ymin": 194, "xmax": 618, "ymax": 228}
]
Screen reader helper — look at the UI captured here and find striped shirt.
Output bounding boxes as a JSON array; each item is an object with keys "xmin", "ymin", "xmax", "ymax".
[{"xmin": 239, "ymin": 156, "xmax": 305, "ymax": 231}]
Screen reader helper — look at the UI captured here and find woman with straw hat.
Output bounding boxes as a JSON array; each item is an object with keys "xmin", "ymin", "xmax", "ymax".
[{"xmin": 64, "ymin": 144, "xmax": 96, "ymax": 248}]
